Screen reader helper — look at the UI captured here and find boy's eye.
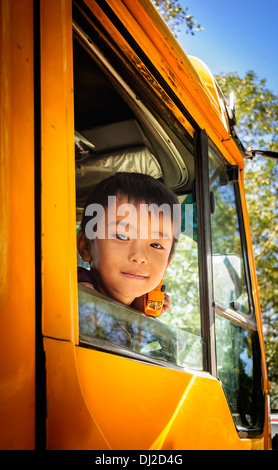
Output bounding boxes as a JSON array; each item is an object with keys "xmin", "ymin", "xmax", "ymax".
[
  {"xmin": 150, "ymin": 242, "xmax": 163, "ymax": 249},
  {"xmin": 116, "ymin": 233, "xmax": 129, "ymax": 241}
]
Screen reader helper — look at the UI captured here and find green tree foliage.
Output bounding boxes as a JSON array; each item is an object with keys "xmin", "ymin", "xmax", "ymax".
[
  {"xmin": 216, "ymin": 71, "xmax": 278, "ymax": 149},
  {"xmin": 216, "ymin": 72, "xmax": 278, "ymax": 409},
  {"xmin": 151, "ymin": 0, "xmax": 203, "ymax": 36}
]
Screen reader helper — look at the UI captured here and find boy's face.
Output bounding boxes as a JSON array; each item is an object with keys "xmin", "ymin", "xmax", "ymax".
[{"xmin": 79, "ymin": 195, "xmax": 173, "ymax": 305}]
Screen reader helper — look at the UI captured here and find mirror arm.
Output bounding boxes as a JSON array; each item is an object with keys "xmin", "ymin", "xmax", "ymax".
[{"xmin": 245, "ymin": 147, "xmax": 278, "ymax": 160}]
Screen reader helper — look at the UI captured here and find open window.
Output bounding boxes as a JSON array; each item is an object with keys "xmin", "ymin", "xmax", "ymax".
[{"xmin": 73, "ymin": 11, "xmax": 203, "ymax": 370}]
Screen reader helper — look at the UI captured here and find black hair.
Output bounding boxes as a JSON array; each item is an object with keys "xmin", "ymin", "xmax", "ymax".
[{"xmin": 80, "ymin": 172, "xmax": 180, "ymax": 256}]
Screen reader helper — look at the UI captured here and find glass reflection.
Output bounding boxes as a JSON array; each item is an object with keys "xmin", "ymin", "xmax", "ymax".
[
  {"xmin": 209, "ymin": 148, "xmax": 250, "ymax": 315},
  {"xmin": 216, "ymin": 315, "xmax": 260, "ymax": 429},
  {"xmin": 78, "ymin": 284, "xmax": 203, "ymax": 369}
]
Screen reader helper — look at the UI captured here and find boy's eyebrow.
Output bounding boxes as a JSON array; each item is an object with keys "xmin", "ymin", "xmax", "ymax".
[
  {"xmin": 150, "ymin": 231, "xmax": 171, "ymax": 239},
  {"xmin": 108, "ymin": 224, "xmax": 171, "ymax": 239},
  {"xmin": 107, "ymin": 218, "xmax": 172, "ymax": 239},
  {"xmin": 107, "ymin": 220, "xmax": 136, "ymax": 229}
]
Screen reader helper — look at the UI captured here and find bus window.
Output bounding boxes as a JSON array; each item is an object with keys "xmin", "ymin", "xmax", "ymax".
[
  {"xmin": 209, "ymin": 147, "xmax": 252, "ymax": 317},
  {"xmin": 73, "ymin": 19, "xmax": 203, "ymax": 370},
  {"xmin": 209, "ymin": 146, "xmax": 264, "ymax": 433}
]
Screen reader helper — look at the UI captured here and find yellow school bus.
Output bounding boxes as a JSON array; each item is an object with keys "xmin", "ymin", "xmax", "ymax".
[{"xmin": 0, "ymin": 0, "xmax": 272, "ymax": 450}]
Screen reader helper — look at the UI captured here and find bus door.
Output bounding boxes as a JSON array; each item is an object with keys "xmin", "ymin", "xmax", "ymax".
[{"xmin": 39, "ymin": 0, "xmax": 269, "ymax": 449}]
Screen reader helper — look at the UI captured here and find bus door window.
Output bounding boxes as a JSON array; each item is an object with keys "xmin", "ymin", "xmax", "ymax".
[
  {"xmin": 73, "ymin": 16, "xmax": 203, "ymax": 371},
  {"xmin": 209, "ymin": 146, "xmax": 264, "ymax": 434}
]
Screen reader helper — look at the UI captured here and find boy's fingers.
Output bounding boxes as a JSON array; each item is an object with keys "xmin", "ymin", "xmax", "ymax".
[
  {"xmin": 164, "ymin": 293, "xmax": 171, "ymax": 308},
  {"xmin": 161, "ymin": 293, "xmax": 171, "ymax": 314}
]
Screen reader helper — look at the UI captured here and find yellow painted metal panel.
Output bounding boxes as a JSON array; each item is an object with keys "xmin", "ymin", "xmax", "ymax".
[
  {"xmin": 44, "ymin": 338, "xmax": 110, "ymax": 450},
  {"xmin": 44, "ymin": 331, "xmax": 267, "ymax": 449},
  {"xmin": 238, "ymin": 172, "xmax": 270, "ymax": 395},
  {"xmin": 75, "ymin": 346, "xmax": 264, "ymax": 450},
  {"xmin": 0, "ymin": 0, "xmax": 35, "ymax": 449},
  {"xmin": 40, "ymin": 0, "xmax": 78, "ymax": 342},
  {"xmin": 76, "ymin": 346, "xmax": 193, "ymax": 449}
]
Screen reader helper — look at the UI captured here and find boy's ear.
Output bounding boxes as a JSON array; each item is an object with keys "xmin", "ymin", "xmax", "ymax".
[
  {"xmin": 161, "ymin": 255, "xmax": 172, "ymax": 279},
  {"xmin": 77, "ymin": 230, "xmax": 91, "ymax": 263},
  {"xmin": 166, "ymin": 255, "xmax": 173, "ymax": 270}
]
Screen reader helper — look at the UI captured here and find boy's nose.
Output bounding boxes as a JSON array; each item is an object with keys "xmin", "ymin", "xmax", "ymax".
[{"xmin": 128, "ymin": 241, "xmax": 147, "ymax": 264}]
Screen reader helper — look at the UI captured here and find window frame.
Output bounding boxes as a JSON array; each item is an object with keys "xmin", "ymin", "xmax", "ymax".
[{"xmin": 194, "ymin": 130, "xmax": 217, "ymax": 375}]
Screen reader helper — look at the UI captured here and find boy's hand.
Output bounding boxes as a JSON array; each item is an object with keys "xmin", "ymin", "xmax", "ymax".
[
  {"xmin": 133, "ymin": 292, "xmax": 171, "ymax": 316},
  {"xmin": 161, "ymin": 292, "xmax": 171, "ymax": 314}
]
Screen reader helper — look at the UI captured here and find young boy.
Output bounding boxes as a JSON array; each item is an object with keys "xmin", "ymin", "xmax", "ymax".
[{"xmin": 77, "ymin": 172, "xmax": 180, "ymax": 315}]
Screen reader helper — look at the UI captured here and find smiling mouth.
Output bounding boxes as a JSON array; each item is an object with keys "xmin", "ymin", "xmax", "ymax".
[{"xmin": 121, "ymin": 272, "xmax": 148, "ymax": 280}]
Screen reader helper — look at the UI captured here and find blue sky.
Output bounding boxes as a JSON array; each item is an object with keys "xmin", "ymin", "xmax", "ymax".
[{"xmin": 176, "ymin": 0, "xmax": 278, "ymax": 95}]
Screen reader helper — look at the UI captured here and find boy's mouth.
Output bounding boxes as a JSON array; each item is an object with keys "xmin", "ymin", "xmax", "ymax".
[{"xmin": 121, "ymin": 272, "xmax": 148, "ymax": 280}]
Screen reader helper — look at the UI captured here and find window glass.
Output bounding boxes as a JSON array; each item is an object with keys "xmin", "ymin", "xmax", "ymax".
[
  {"xmin": 79, "ymin": 285, "xmax": 177, "ymax": 363},
  {"xmin": 215, "ymin": 316, "xmax": 263, "ymax": 431},
  {"xmin": 209, "ymin": 147, "xmax": 251, "ymax": 315}
]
